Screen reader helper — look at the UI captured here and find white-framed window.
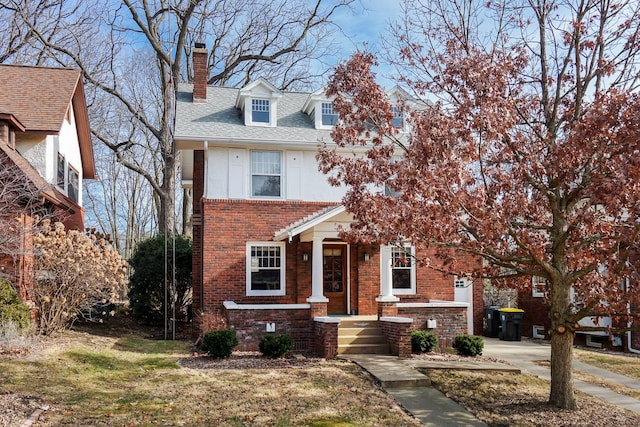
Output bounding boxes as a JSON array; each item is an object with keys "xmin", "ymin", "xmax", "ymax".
[
  {"xmin": 384, "ymin": 156, "xmax": 401, "ymax": 197},
  {"xmin": 586, "ymin": 334, "xmax": 604, "ymax": 348},
  {"xmin": 56, "ymin": 153, "xmax": 65, "ymax": 188},
  {"xmin": 251, "ymin": 99, "xmax": 270, "ymax": 123},
  {"xmin": 67, "ymin": 165, "xmax": 79, "ymax": 203},
  {"xmin": 532, "ymin": 325, "xmax": 545, "ymax": 339},
  {"xmin": 391, "ymin": 106, "xmax": 404, "ymax": 129},
  {"xmin": 246, "ymin": 242, "xmax": 286, "ymax": 296},
  {"xmin": 532, "ymin": 276, "xmax": 547, "ymax": 297},
  {"xmin": 251, "ymin": 151, "xmax": 281, "ymax": 198},
  {"xmin": 391, "ymin": 245, "xmax": 416, "ymax": 294},
  {"xmin": 321, "ymin": 102, "xmax": 338, "ymax": 126}
]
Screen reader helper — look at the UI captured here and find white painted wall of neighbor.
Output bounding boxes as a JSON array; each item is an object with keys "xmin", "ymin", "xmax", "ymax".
[
  {"xmin": 58, "ymin": 107, "xmax": 83, "ymax": 206},
  {"xmin": 15, "ymin": 104, "xmax": 85, "ymax": 206},
  {"xmin": 205, "ymin": 145, "xmax": 347, "ymax": 202},
  {"xmin": 16, "ymin": 133, "xmax": 48, "ymax": 179}
]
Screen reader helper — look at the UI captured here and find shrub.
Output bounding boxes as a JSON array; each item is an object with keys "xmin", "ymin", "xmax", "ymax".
[
  {"xmin": 128, "ymin": 234, "xmax": 192, "ymax": 324},
  {"xmin": 411, "ymin": 330, "xmax": 438, "ymax": 353},
  {"xmin": 453, "ymin": 334, "xmax": 484, "ymax": 357},
  {"xmin": 259, "ymin": 333, "xmax": 295, "ymax": 358},
  {"xmin": 32, "ymin": 221, "xmax": 127, "ymax": 335},
  {"xmin": 201, "ymin": 329, "xmax": 238, "ymax": 358},
  {"xmin": 0, "ymin": 279, "xmax": 30, "ymax": 335}
]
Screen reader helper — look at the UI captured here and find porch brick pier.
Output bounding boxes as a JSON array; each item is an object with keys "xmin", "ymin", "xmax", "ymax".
[
  {"xmin": 377, "ymin": 301, "xmax": 399, "ymax": 318},
  {"xmin": 309, "ymin": 301, "xmax": 328, "ymax": 318}
]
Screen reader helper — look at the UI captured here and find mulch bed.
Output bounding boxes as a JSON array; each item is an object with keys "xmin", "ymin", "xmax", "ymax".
[{"xmin": 177, "ymin": 351, "xmax": 327, "ymax": 370}]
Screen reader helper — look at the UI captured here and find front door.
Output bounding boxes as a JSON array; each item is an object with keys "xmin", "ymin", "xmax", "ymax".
[{"xmin": 323, "ymin": 245, "xmax": 347, "ymax": 314}]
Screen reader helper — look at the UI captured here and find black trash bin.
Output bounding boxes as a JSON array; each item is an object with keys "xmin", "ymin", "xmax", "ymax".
[
  {"xmin": 498, "ymin": 308, "xmax": 525, "ymax": 341},
  {"xmin": 484, "ymin": 306, "xmax": 501, "ymax": 338}
]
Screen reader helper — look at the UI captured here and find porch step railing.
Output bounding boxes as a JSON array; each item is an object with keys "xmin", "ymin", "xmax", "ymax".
[{"xmin": 337, "ymin": 318, "xmax": 390, "ymax": 355}]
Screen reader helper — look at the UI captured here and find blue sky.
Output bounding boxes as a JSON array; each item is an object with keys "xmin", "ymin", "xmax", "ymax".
[{"xmin": 327, "ymin": 0, "xmax": 405, "ymax": 88}]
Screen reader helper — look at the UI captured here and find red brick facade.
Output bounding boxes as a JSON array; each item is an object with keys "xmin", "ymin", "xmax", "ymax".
[
  {"xmin": 517, "ymin": 289, "xmax": 551, "ymax": 339},
  {"xmin": 226, "ymin": 305, "xmax": 312, "ymax": 351},
  {"xmin": 398, "ymin": 305, "xmax": 468, "ymax": 349}
]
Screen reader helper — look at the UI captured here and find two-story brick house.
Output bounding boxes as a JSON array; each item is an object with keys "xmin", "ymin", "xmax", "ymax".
[
  {"xmin": 175, "ymin": 45, "xmax": 483, "ymax": 357},
  {"xmin": 0, "ymin": 64, "xmax": 95, "ymax": 301}
]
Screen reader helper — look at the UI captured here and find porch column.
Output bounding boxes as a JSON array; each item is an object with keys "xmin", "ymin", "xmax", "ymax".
[
  {"xmin": 307, "ymin": 237, "xmax": 328, "ymax": 303},
  {"xmin": 377, "ymin": 245, "xmax": 399, "ymax": 302}
]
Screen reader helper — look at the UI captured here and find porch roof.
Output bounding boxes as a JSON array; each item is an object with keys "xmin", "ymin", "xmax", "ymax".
[{"xmin": 274, "ymin": 205, "xmax": 351, "ymax": 242}]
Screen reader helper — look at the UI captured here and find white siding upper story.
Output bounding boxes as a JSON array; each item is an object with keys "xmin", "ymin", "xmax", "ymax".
[
  {"xmin": 174, "ymin": 79, "xmax": 425, "ymax": 203},
  {"xmin": 15, "ymin": 105, "xmax": 84, "ymax": 206},
  {"xmin": 205, "ymin": 145, "xmax": 345, "ymax": 202}
]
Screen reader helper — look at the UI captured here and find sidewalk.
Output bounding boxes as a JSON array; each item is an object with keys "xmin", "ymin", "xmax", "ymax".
[
  {"xmin": 342, "ymin": 339, "xmax": 640, "ymax": 425},
  {"xmin": 341, "ymin": 354, "xmax": 488, "ymax": 426}
]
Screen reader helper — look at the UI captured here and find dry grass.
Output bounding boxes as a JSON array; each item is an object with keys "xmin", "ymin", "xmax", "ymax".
[
  {"xmin": 0, "ymin": 318, "xmax": 420, "ymax": 427},
  {"xmin": 425, "ymin": 369, "xmax": 640, "ymax": 427},
  {"xmin": 574, "ymin": 348, "xmax": 640, "ymax": 379}
]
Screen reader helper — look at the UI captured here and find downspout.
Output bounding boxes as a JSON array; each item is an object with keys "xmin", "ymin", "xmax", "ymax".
[
  {"xmin": 200, "ymin": 140, "xmax": 208, "ymax": 311},
  {"xmin": 626, "ymin": 277, "xmax": 640, "ymax": 354}
]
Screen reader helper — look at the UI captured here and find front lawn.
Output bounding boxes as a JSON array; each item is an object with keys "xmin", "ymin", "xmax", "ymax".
[{"xmin": 0, "ymin": 319, "xmax": 420, "ymax": 426}]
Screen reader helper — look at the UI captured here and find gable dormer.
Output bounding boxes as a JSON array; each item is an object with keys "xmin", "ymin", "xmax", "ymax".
[
  {"xmin": 235, "ymin": 78, "xmax": 282, "ymax": 127},
  {"xmin": 387, "ymin": 86, "xmax": 416, "ymax": 131},
  {"xmin": 302, "ymin": 87, "xmax": 338, "ymax": 130}
]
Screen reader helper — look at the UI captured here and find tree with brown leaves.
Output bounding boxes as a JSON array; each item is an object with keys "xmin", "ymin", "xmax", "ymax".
[{"xmin": 318, "ymin": 0, "xmax": 640, "ymax": 410}]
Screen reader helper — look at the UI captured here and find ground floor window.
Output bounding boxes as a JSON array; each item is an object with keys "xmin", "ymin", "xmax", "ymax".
[
  {"xmin": 246, "ymin": 242, "xmax": 285, "ymax": 296},
  {"xmin": 390, "ymin": 245, "xmax": 416, "ymax": 294},
  {"xmin": 532, "ymin": 325, "xmax": 545, "ymax": 339}
]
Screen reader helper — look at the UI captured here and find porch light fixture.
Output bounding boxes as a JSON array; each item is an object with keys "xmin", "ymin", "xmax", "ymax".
[
  {"xmin": 364, "ymin": 252, "xmax": 370, "ymax": 262},
  {"xmin": 302, "ymin": 252, "xmax": 309, "ymax": 262}
]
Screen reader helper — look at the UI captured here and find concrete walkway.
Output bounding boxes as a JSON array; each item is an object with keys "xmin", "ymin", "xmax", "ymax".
[
  {"xmin": 341, "ymin": 354, "xmax": 488, "ymax": 426},
  {"xmin": 341, "ymin": 339, "xmax": 640, "ymax": 425}
]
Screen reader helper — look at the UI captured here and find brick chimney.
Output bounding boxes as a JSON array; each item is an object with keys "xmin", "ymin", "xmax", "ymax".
[{"xmin": 193, "ymin": 43, "xmax": 208, "ymax": 103}]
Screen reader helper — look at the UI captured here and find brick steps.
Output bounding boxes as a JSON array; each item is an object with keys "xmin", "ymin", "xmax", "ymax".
[{"xmin": 338, "ymin": 318, "xmax": 390, "ymax": 355}]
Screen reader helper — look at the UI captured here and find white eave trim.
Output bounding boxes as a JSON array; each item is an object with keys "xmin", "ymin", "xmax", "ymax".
[{"xmin": 274, "ymin": 205, "xmax": 347, "ymax": 241}]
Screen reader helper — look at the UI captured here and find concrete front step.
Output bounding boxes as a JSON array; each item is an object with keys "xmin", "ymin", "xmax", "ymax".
[
  {"xmin": 338, "ymin": 343, "xmax": 390, "ymax": 354},
  {"xmin": 338, "ymin": 334, "xmax": 387, "ymax": 345},
  {"xmin": 337, "ymin": 318, "xmax": 390, "ymax": 355}
]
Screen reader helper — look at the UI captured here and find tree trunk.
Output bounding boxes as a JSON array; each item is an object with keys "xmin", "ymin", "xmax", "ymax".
[
  {"xmin": 549, "ymin": 328, "xmax": 576, "ymax": 409},
  {"xmin": 548, "ymin": 279, "xmax": 577, "ymax": 409}
]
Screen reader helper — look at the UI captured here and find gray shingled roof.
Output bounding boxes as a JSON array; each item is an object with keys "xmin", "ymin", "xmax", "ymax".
[{"xmin": 175, "ymin": 83, "xmax": 333, "ymax": 143}]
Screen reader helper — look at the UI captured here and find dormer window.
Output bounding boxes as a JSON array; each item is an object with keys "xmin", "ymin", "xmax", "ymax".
[
  {"xmin": 303, "ymin": 88, "xmax": 339, "ymax": 129},
  {"xmin": 236, "ymin": 78, "xmax": 282, "ymax": 127},
  {"xmin": 321, "ymin": 102, "xmax": 338, "ymax": 126},
  {"xmin": 252, "ymin": 99, "xmax": 270, "ymax": 123},
  {"xmin": 391, "ymin": 106, "xmax": 404, "ymax": 129}
]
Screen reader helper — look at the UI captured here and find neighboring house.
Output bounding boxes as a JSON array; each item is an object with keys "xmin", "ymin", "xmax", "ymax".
[
  {"xmin": 0, "ymin": 64, "xmax": 95, "ymax": 302},
  {"xmin": 518, "ymin": 274, "xmax": 640, "ymax": 354},
  {"xmin": 175, "ymin": 45, "xmax": 483, "ymax": 357}
]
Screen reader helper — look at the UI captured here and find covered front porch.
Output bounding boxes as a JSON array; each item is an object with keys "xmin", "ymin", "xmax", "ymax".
[{"xmin": 273, "ymin": 205, "xmax": 401, "ymax": 318}]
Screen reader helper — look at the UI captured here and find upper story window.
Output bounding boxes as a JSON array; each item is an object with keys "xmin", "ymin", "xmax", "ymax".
[
  {"xmin": 236, "ymin": 79, "xmax": 282, "ymax": 127},
  {"xmin": 57, "ymin": 154, "xmax": 65, "ymax": 188},
  {"xmin": 246, "ymin": 242, "xmax": 286, "ymax": 296},
  {"xmin": 68, "ymin": 166, "xmax": 79, "ymax": 203},
  {"xmin": 321, "ymin": 102, "xmax": 338, "ymax": 126},
  {"xmin": 251, "ymin": 151, "xmax": 281, "ymax": 198},
  {"xmin": 391, "ymin": 106, "xmax": 404, "ymax": 129},
  {"xmin": 391, "ymin": 245, "xmax": 416, "ymax": 294},
  {"xmin": 251, "ymin": 99, "xmax": 270, "ymax": 123}
]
